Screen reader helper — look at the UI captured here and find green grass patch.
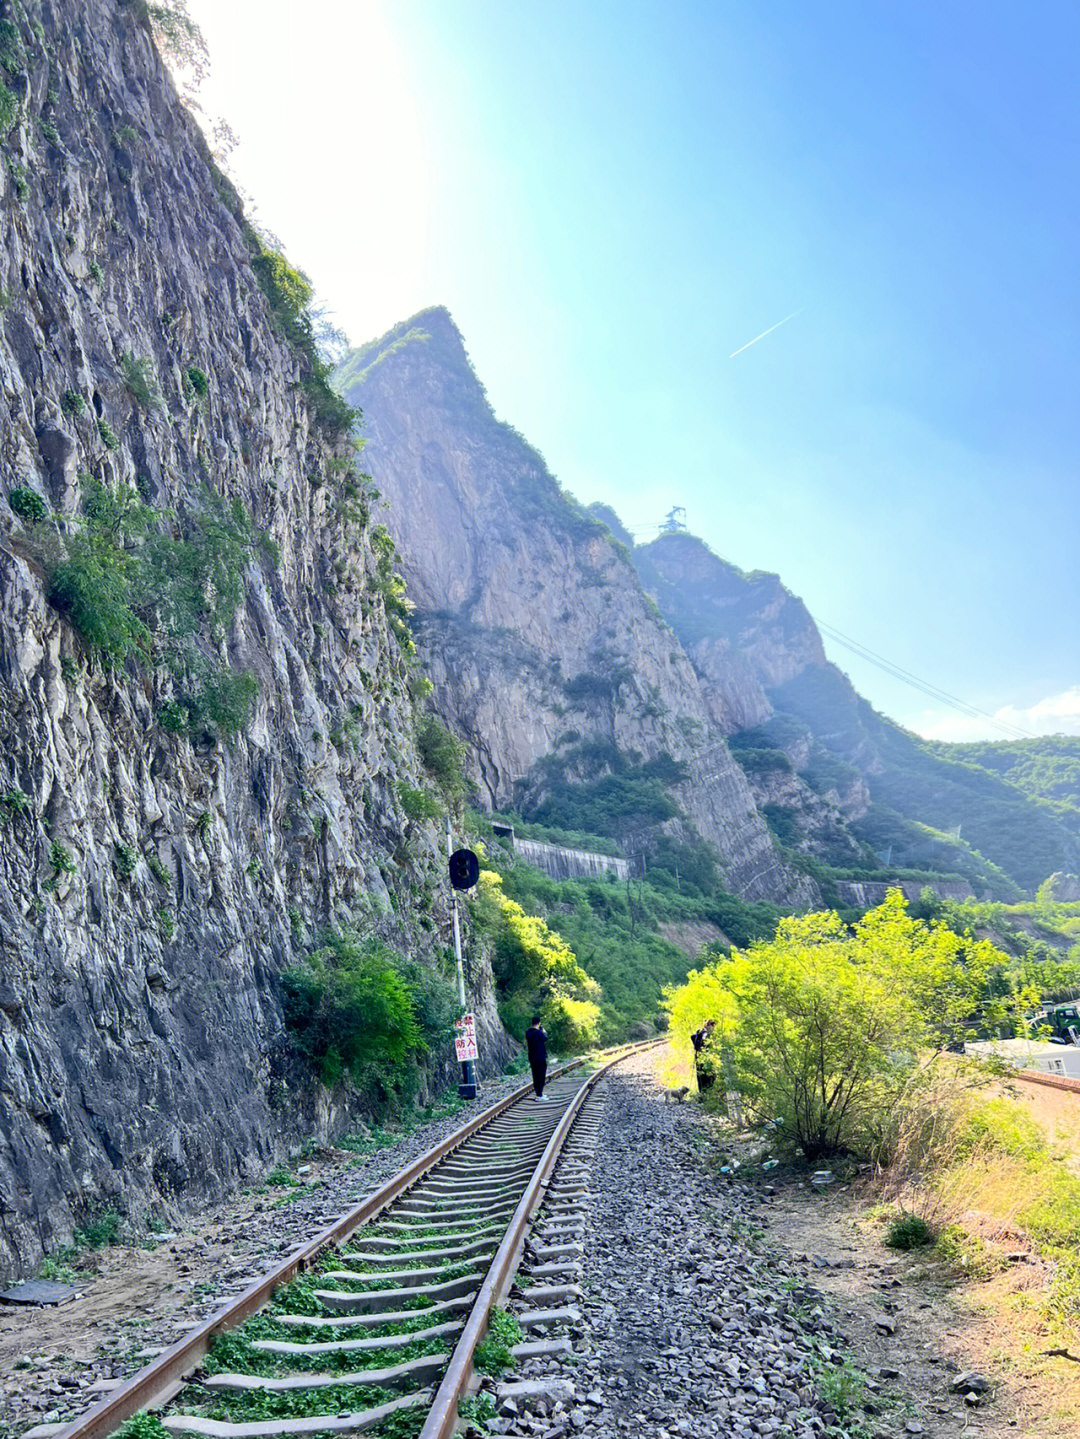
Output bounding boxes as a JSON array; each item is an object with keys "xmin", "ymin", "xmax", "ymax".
[{"xmin": 884, "ymin": 1214, "xmax": 935, "ymax": 1250}]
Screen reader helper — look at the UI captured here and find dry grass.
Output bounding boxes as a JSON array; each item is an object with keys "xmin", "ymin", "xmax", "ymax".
[{"xmin": 870, "ymin": 1061, "xmax": 1080, "ymax": 1436}]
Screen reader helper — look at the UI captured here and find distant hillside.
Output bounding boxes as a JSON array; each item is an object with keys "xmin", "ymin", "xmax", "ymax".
[
  {"xmin": 928, "ymin": 736, "xmax": 1080, "ymax": 830},
  {"xmin": 606, "ymin": 525, "xmax": 1079, "ymax": 897}
]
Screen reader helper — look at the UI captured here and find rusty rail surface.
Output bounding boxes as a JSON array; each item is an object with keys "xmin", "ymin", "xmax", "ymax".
[
  {"xmin": 1016, "ymin": 1067, "xmax": 1080, "ymax": 1094},
  {"xmin": 419, "ymin": 1039, "xmax": 663, "ymax": 1439},
  {"xmin": 52, "ymin": 1041, "xmax": 656, "ymax": 1439}
]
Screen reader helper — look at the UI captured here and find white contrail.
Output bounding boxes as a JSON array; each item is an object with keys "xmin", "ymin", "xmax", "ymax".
[{"xmin": 729, "ymin": 308, "xmax": 803, "ymax": 358}]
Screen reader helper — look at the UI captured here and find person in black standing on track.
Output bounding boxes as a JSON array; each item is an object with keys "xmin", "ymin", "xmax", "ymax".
[{"xmin": 525, "ymin": 1015, "xmax": 548, "ymax": 1101}]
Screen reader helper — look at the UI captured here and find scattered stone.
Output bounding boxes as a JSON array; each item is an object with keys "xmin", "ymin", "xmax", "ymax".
[
  {"xmin": 0, "ymin": 1282, "xmax": 77, "ymax": 1307},
  {"xmin": 949, "ymin": 1371, "xmax": 990, "ymax": 1395}
]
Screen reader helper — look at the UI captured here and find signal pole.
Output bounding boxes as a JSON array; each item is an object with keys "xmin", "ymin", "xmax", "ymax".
[{"xmin": 447, "ymin": 816, "xmax": 478, "ymax": 1099}]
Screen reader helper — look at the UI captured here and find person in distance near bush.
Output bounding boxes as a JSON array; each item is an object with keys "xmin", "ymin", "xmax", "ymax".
[{"xmin": 525, "ymin": 1015, "xmax": 547, "ymax": 1101}]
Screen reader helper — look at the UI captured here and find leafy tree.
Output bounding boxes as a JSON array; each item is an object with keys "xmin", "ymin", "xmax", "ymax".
[
  {"xmin": 666, "ymin": 890, "xmax": 1021, "ymax": 1160},
  {"xmin": 281, "ymin": 934, "xmax": 441, "ymax": 1105}
]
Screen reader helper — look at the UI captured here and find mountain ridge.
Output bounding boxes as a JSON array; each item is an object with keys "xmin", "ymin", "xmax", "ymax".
[
  {"xmin": 337, "ymin": 308, "xmax": 816, "ymax": 907},
  {"xmin": 341, "ymin": 308, "xmax": 1078, "ymax": 901}
]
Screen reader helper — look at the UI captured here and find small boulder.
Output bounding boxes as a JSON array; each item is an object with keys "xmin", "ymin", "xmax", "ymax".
[{"xmin": 950, "ymin": 1371, "xmax": 991, "ymax": 1395}]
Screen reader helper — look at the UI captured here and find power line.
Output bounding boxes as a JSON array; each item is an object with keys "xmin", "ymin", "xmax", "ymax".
[{"xmin": 816, "ymin": 620, "xmax": 1035, "ymax": 741}]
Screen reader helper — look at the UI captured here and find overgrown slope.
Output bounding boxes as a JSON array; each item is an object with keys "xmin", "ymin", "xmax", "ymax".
[{"xmin": 606, "ymin": 524, "xmax": 1078, "ymax": 896}]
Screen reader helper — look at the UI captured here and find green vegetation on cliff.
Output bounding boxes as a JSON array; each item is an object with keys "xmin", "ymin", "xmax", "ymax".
[
  {"xmin": 281, "ymin": 932, "xmax": 458, "ymax": 1109},
  {"xmin": 470, "ymin": 812, "xmax": 782, "ymax": 1041},
  {"xmin": 470, "ymin": 870, "xmax": 602, "ymax": 1049}
]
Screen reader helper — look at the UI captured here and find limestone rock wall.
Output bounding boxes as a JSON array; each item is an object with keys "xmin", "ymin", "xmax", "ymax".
[
  {"xmin": 630, "ymin": 532, "xmax": 827, "ymax": 735},
  {"xmin": 0, "ymin": 0, "xmax": 507, "ymax": 1278}
]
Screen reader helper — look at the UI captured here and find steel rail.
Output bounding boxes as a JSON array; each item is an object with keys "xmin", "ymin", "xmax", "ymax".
[
  {"xmin": 52, "ymin": 1042, "xmax": 651, "ymax": 1439},
  {"xmin": 419, "ymin": 1039, "xmax": 663, "ymax": 1439}
]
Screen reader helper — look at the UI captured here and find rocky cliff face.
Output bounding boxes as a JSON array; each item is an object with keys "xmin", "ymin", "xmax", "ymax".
[
  {"xmin": 630, "ymin": 532, "xmax": 828, "ymax": 734},
  {"xmin": 0, "ymin": 1, "xmax": 505, "ymax": 1279},
  {"xmin": 337, "ymin": 311, "xmax": 815, "ymax": 907}
]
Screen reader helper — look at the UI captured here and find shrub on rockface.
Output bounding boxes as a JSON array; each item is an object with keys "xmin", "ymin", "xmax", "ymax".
[
  {"xmin": 416, "ymin": 712, "xmax": 468, "ymax": 797},
  {"xmin": 472, "ymin": 870, "xmax": 601, "ymax": 1049},
  {"xmin": 41, "ymin": 477, "xmax": 269, "ymax": 735},
  {"xmin": 281, "ymin": 933, "xmax": 457, "ymax": 1107},
  {"xmin": 245, "ymin": 232, "xmax": 358, "ymax": 437}
]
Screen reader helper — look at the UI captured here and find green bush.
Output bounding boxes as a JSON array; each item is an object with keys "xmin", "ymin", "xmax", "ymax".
[
  {"xmin": 49, "ymin": 526, "xmax": 150, "ymax": 663},
  {"xmin": 186, "ymin": 364, "xmax": 209, "ymax": 398},
  {"xmin": 49, "ymin": 841, "xmax": 77, "ymax": 875},
  {"xmin": 9, "ymin": 486, "xmax": 47, "ymax": 522},
  {"xmin": 157, "ymin": 699, "xmax": 190, "ymax": 733},
  {"xmin": 199, "ymin": 670, "xmax": 258, "ymax": 738},
  {"xmin": 97, "ymin": 417, "xmax": 120, "ymax": 449},
  {"xmin": 115, "ymin": 842, "xmax": 139, "ymax": 879},
  {"xmin": 281, "ymin": 933, "xmax": 443, "ymax": 1104},
  {"xmin": 474, "ymin": 870, "xmax": 601, "ymax": 1048},
  {"xmin": 120, "ymin": 351, "xmax": 163, "ymax": 409},
  {"xmin": 665, "ymin": 891, "xmax": 1015, "ymax": 1160},
  {"xmin": 77, "ymin": 1209, "xmax": 120, "ymax": 1249},
  {"xmin": 817, "ymin": 1362, "xmax": 867, "ymax": 1419},
  {"xmin": 155, "ymin": 672, "xmax": 258, "ymax": 741},
  {"xmin": 0, "ymin": 19, "xmax": 26, "ymax": 75},
  {"xmin": 885, "ymin": 1213, "xmax": 935, "ymax": 1250},
  {"xmin": 0, "ymin": 79, "xmax": 18, "ymax": 137},
  {"xmin": 416, "ymin": 712, "xmax": 467, "ymax": 795},
  {"xmin": 0, "ymin": 789, "xmax": 29, "ymax": 824},
  {"xmin": 44, "ymin": 478, "xmax": 269, "ymax": 736},
  {"xmin": 397, "ymin": 781, "xmax": 441, "ymax": 822},
  {"xmin": 61, "ymin": 389, "xmax": 86, "ymax": 416}
]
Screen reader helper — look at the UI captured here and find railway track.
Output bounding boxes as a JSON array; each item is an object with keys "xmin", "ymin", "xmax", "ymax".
[{"xmin": 34, "ymin": 1042, "xmax": 656, "ymax": 1439}]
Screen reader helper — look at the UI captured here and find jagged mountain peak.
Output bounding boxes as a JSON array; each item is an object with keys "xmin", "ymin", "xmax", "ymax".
[
  {"xmin": 336, "ymin": 320, "xmax": 816, "ymax": 908},
  {"xmin": 336, "ymin": 304, "xmax": 488, "ymax": 413}
]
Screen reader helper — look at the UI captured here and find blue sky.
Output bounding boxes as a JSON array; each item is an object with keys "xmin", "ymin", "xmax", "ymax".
[{"xmin": 187, "ymin": 0, "xmax": 1079, "ymax": 741}]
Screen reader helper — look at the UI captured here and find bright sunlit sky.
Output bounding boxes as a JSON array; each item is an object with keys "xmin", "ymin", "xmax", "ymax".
[{"xmin": 185, "ymin": 0, "xmax": 1079, "ymax": 743}]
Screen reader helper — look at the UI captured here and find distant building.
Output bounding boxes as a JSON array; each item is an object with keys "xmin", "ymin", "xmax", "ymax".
[{"xmin": 966, "ymin": 1038, "xmax": 1080, "ymax": 1080}]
